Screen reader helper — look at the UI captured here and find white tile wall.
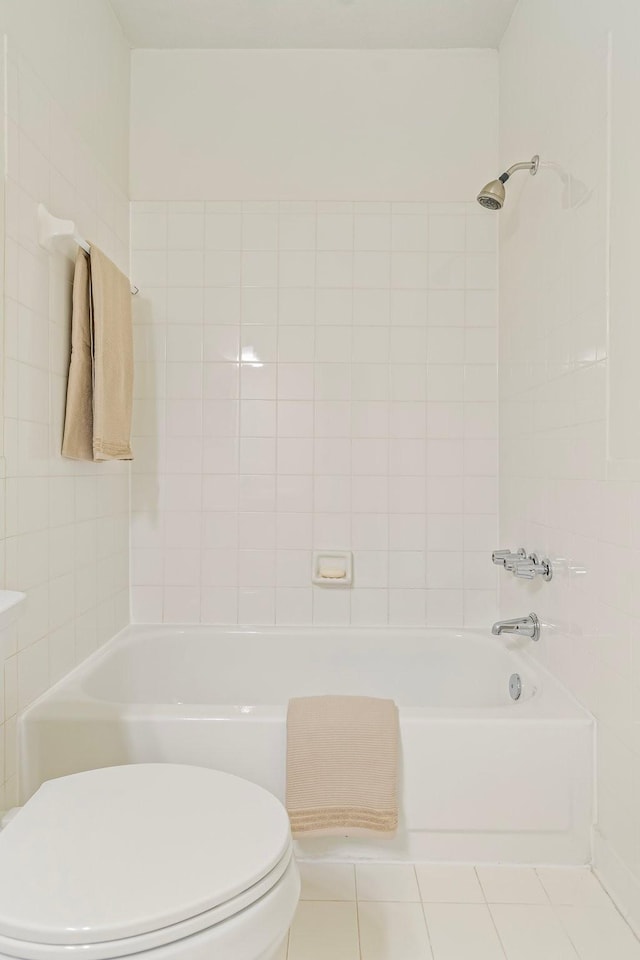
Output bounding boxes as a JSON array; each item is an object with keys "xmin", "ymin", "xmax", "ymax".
[
  {"xmin": 499, "ymin": 0, "xmax": 640, "ymax": 936},
  {"xmin": 131, "ymin": 201, "xmax": 498, "ymax": 626},
  {"xmin": 0, "ymin": 48, "xmax": 130, "ymax": 807}
]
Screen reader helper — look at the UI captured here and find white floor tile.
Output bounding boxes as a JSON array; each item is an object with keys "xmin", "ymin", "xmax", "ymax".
[
  {"xmin": 358, "ymin": 901, "xmax": 433, "ymax": 960},
  {"xmin": 288, "ymin": 902, "xmax": 359, "ymax": 960},
  {"xmin": 356, "ymin": 864, "xmax": 420, "ymax": 901},
  {"xmin": 298, "ymin": 862, "xmax": 356, "ymax": 901},
  {"xmin": 535, "ymin": 867, "xmax": 611, "ymax": 907},
  {"xmin": 556, "ymin": 904, "xmax": 640, "ymax": 960},
  {"xmin": 415, "ymin": 864, "xmax": 484, "ymax": 903},
  {"xmin": 489, "ymin": 904, "xmax": 578, "ymax": 960},
  {"xmin": 288, "ymin": 860, "xmax": 640, "ymax": 960},
  {"xmin": 477, "ymin": 866, "xmax": 547, "ymax": 904},
  {"xmin": 424, "ymin": 903, "xmax": 506, "ymax": 959}
]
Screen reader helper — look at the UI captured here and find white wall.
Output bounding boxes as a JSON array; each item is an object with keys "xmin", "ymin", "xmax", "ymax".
[
  {"xmin": 0, "ymin": 0, "xmax": 130, "ymax": 193},
  {"xmin": 129, "ymin": 49, "xmax": 499, "ymax": 627},
  {"xmin": 130, "ymin": 50, "xmax": 497, "ymax": 201},
  {"xmin": 0, "ymin": 1, "xmax": 131, "ymax": 808},
  {"xmin": 499, "ymin": 0, "xmax": 640, "ymax": 932}
]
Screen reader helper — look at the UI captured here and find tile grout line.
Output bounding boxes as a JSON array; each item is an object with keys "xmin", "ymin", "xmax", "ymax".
[
  {"xmin": 474, "ymin": 866, "xmax": 509, "ymax": 960},
  {"xmin": 588, "ymin": 866, "xmax": 640, "ymax": 945},
  {"xmin": 534, "ymin": 866, "xmax": 620, "ymax": 959},
  {"xmin": 234, "ymin": 205, "xmax": 244, "ymax": 627},
  {"xmin": 310, "ymin": 203, "xmax": 319, "ymax": 627},
  {"xmin": 533, "ymin": 867, "xmax": 582, "ymax": 959},
  {"xmin": 415, "ymin": 865, "xmax": 437, "ymax": 960},
  {"xmin": 273, "ymin": 203, "xmax": 280, "ymax": 626},
  {"xmin": 354, "ymin": 863, "xmax": 364, "ymax": 960},
  {"xmin": 197, "ymin": 208, "xmax": 205, "ymax": 624}
]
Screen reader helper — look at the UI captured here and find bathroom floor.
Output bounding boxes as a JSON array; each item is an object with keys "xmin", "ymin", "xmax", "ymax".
[{"xmin": 278, "ymin": 863, "xmax": 640, "ymax": 959}]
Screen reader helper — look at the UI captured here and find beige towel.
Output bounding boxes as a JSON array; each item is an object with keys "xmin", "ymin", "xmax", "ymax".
[
  {"xmin": 62, "ymin": 246, "xmax": 133, "ymax": 461},
  {"xmin": 286, "ymin": 695, "xmax": 399, "ymax": 836}
]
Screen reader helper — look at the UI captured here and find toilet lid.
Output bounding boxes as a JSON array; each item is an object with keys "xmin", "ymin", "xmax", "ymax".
[{"xmin": 0, "ymin": 765, "xmax": 292, "ymax": 947}]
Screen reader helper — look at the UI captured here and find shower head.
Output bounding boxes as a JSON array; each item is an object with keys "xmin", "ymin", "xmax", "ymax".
[
  {"xmin": 477, "ymin": 178, "xmax": 506, "ymax": 210},
  {"xmin": 477, "ymin": 155, "xmax": 539, "ymax": 210}
]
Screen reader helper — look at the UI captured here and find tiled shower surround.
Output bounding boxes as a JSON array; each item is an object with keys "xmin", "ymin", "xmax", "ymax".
[
  {"xmin": 131, "ymin": 201, "xmax": 498, "ymax": 626},
  {"xmin": 0, "ymin": 41, "xmax": 130, "ymax": 807},
  {"xmin": 499, "ymin": 0, "xmax": 640, "ymax": 931}
]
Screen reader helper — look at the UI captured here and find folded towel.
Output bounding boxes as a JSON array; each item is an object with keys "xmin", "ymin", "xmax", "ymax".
[
  {"xmin": 62, "ymin": 246, "xmax": 133, "ymax": 462},
  {"xmin": 286, "ymin": 695, "xmax": 399, "ymax": 837}
]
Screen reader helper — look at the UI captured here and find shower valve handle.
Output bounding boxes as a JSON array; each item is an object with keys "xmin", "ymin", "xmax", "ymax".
[
  {"xmin": 492, "ymin": 548, "xmax": 526, "ymax": 570},
  {"xmin": 514, "ymin": 555, "xmax": 553, "ymax": 582}
]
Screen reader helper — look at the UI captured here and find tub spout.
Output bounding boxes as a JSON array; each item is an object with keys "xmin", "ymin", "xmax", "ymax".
[{"xmin": 492, "ymin": 613, "xmax": 540, "ymax": 642}]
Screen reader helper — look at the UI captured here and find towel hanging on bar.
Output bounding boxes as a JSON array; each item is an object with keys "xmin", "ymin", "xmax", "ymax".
[{"xmin": 62, "ymin": 246, "xmax": 134, "ymax": 462}]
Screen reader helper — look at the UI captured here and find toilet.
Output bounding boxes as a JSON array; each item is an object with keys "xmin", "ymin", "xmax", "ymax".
[{"xmin": 0, "ymin": 764, "xmax": 300, "ymax": 960}]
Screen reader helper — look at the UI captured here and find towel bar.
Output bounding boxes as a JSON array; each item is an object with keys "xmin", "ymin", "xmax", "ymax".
[{"xmin": 37, "ymin": 203, "xmax": 139, "ymax": 295}]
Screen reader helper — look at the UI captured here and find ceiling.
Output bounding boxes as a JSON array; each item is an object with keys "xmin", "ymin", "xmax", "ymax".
[{"xmin": 110, "ymin": 0, "xmax": 519, "ymax": 49}]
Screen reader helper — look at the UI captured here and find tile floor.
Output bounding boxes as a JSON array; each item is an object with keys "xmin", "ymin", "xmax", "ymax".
[{"xmin": 276, "ymin": 863, "xmax": 640, "ymax": 959}]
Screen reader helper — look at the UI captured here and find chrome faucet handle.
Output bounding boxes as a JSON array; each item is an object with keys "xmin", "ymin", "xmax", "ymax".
[
  {"xmin": 504, "ymin": 553, "xmax": 524, "ymax": 571},
  {"xmin": 513, "ymin": 560, "xmax": 537, "ymax": 579},
  {"xmin": 503, "ymin": 548, "xmax": 527, "ymax": 571},
  {"xmin": 492, "ymin": 547, "xmax": 526, "ymax": 568},
  {"xmin": 514, "ymin": 554, "xmax": 552, "ymax": 581},
  {"xmin": 492, "ymin": 549, "xmax": 511, "ymax": 565}
]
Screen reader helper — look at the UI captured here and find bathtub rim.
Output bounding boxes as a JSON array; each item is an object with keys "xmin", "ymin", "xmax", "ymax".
[{"xmin": 20, "ymin": 623, "xmax": 594, "ymax": 725}]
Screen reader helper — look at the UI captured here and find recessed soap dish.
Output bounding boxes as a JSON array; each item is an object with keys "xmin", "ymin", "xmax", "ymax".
[{"xmin": 312, "ymin": 551, "xmax": 353, "ymax": 586}]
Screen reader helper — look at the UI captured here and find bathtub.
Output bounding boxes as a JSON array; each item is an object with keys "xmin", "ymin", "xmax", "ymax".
[{"xmin": 19, "ymin": 626, "xmax": 593, "ymax": 864}]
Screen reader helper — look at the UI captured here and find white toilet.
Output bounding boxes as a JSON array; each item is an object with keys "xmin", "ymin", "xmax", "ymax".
[{"xmin": 0, "ymin": 764, "xmax": 300, "ymax": 960}]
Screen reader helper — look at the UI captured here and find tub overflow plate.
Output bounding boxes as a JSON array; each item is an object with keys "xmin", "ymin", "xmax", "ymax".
[{"xmin": 509, "ymin": 673, "xmax": 522, "ymax": 701}]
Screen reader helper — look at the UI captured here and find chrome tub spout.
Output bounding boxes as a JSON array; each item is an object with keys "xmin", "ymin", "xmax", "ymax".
[{"xmin": 491, "ymin": 613, "xmax": 540, "ymax": 642}]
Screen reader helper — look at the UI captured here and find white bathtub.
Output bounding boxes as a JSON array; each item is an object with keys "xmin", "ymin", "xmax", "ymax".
[{"xmin": 19, "ymin": 626, "xmax": 593, "ymax": 863}]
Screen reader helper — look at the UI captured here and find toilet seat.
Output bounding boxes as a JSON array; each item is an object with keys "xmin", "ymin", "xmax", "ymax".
[
  {"xmin": 0, "ymin": 853, "xmax": 296, "ymax": 960},
  {"xmin": 0, "ymin": 765, "xmax": 293, "ymax": 959}
]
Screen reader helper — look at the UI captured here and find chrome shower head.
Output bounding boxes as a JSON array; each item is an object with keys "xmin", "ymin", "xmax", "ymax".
[
  {"xmin": 477, "ymin": 155, "xmax": 539, "ymax": 210},
  {"xmin": 477, "ymin": 178, "xmax": 506, "ymax": 210}
]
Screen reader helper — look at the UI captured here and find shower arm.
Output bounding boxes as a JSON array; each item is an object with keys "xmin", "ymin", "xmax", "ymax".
[{"xmin": 499, "ymin": 156, "xmax": 540, "ymax": 183}]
